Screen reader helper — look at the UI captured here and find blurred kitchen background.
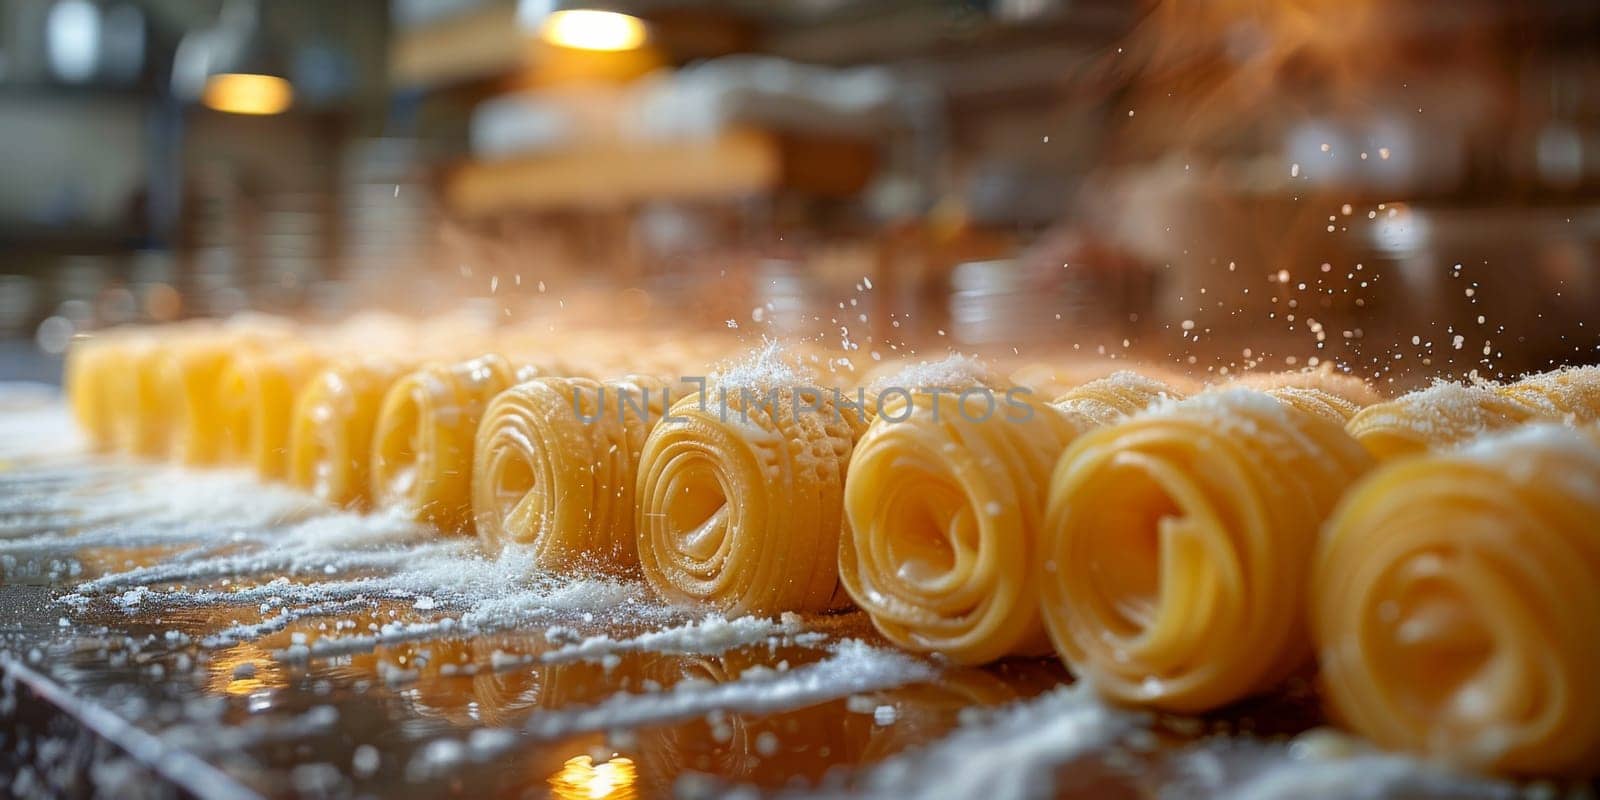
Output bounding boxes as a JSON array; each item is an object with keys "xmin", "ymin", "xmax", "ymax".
[{"xmin": 2, "ymin": 0, "xmax": 1599, "ymax": 386}]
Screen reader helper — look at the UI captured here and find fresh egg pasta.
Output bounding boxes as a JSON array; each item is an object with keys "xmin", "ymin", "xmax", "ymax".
[
  {"xmin": 636, "ymin": 365, "xmax": 866, "ymax": 615},
  {"xmin": 1006, "ymin": 360, "xmax": 1119, "ymax": 400},
  {"xmin": 111, "ymin": 334, "xmax": 177, "ymax": 458},
  {"xmin": 289, "ymin": 357, "xmax": 414, "ymax": 509},
  {"xmin": 216, "ymin": 345, "xmax": 326, "ymax": 480},
  {"xmin": 473, "ymin": 375, "xmax": 675, "ymax": 572},
  {"xmin": 1040, "ymin": 389, "xmax": 1372, "ymax": 712},
  {"xmin": 1313, "ymin": 425, "xmax": 1600, "ymax": 776},
  {"xmin": 370, "ymin": 353, "xmax": 519, "ymax": 533},
  {"xmin": 1346, "ymin": 381, "xmax": 1539, "ymax": 460},
  {"xmin": 1263, "ymin": 385, "xmax": 1364, "ymax": 424},
  {"xmin": 835, "ymin": 367, "xmax": 1182, "ymax": 665},
  {"xmin": 1052, "ymin": 370, "xmax": 1188, "ymax": 427},
  {"xmin": 162, "ymin": 337, "xmax": 249, "ymax": 465},
  {"xmin": 1229, "ymin": 365, "xmax": 1383, "ymax": 408},
  {"xmin": 839, "ymin": 377, "xmax": 1084, "ymax": 664},
  {"xmin": 1497, "ymin": 365, "xmax": 1600, "ymax": 420},
  {"xmin": 65, "ymin": 332, "xmax": 123, "ymax": 452}
]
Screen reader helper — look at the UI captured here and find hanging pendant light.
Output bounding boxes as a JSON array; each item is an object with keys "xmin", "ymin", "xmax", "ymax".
[
  {"xmin": 172, "ymin": 0, "xmax": 293, "ymax": 115},
  {"xmin": 518, "ymin": 0, "xmax": 650, "ymax": 52}
]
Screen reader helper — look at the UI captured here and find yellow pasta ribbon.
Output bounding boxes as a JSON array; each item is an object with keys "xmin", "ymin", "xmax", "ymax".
[
  {"xmin": 288, "ymin": 357, "xmax": 414, "ymax": 509},
  {"xmin": 1347, "ymin": 368, "xmax": 1600, "ymax": 461},
  {"xmin": 163, "ymin": 336, "xmax": 260, "ymax": 466},
  {"xmin": 121, "ymin": 322, "xmax": 260, "ymax": 461},
  {"xmin": 1346, "ymin": 380, "xmax": 1543, "ymax": 460},
  {"xmin": 371, "ymin": 354, "xmax": 518, "ymax": 534},
  {"xmin": 65, "ymin": 333, "xmax": 122, "ymax": 452},
  {"xmin": 1053, "ymin": 370, "xmax": 1188, "ymax": 427},
  {"xmin": 1314, "ymin": 425, "xmax": 1600, "ymax": 776},
  {"xmin": 217, "ymin": 345, "xmax": 327, "ymax": 480},
  {"xmin": 833, "ymin": 364, "xmax": 1176, "ymax": 663},
  {"xmin": 1229, "ymin": 364, "xmax": 1383, "ymax": 408},
  {"xmin": 473, "ymin": 375, "xmax": 674, "ymax": 572},
  {"xmin": 1498, "ymin": 365, "xmax": 1600, "ymax": 419},
  {"xmin": 839, "ymin": 383, "xmax": 1085, "ymax": 664},
  {"xmin": 1263, "ymin": 385, "xmax": 1364, "ymax": 424},
  {"xmin": 1005, "ymin": 360, "xmax": 1117, "ymax": 400},
  {"xmin": 636, "ymin": 379, "xmax": 866, "ymax": 615},
  {"xmin": 109, "ymin": 335, "xmax": 175, "ymax": 458},
  {"xmin": 1040, "ymin": 389, "xmax": 1372, "ymax": 712}
]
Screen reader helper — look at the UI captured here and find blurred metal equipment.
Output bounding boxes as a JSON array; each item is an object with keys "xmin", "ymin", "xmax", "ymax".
[
  {"xmin": 172, "ymin": 0, "xmax": 294, "ymax": 115},
  {"xmin": 44, "ymin": 0, "xmax": 97, "ymax": 83},
  {"xmin": 950, "ymin": 258, "xmax": 1079, "ymax": 347},
  {"xmin": 336, "ymin": 138, "xmax": 438, "ymax": 311}
]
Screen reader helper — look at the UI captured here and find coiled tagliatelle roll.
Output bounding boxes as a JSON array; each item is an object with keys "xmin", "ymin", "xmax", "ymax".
[
  {"xmin": 1263, "ymin": 386, "xmax": 1364, "ymax": 424},
  {"xmin": 473, "ymin": 375, "xmax": 676, "ymax": 572},
  {"xmin": 163, "ymin": 337, "xmax": 247, "ymax": 465},
  {"xmin": 835, "ymin": 367, "xmax": 1183, "ymax": 664},
  {"xmin": 1004, "ymin": 357, "xmax": 1204, "ymax": 402},
  {"xmin": 636, "ymin": 374, "xmax": 868, "ymax": 615},
  {"xmin": 125, "ymin": 322, "xmax": 271, "ymax": 460},
  {"xmin": 1346, "ymin": 380, "xmax": 1542, "ymax": 460},
  {"xmin": 1348, "ymin": 367, "xmax": 1600, "ymax": 461},
  {"xmin": 165, "ymin": 316, "xmax": 298, "ymax": 464},
  {"xmin": 217, "ymin": 345, "xmax": 327, "ymax": 480},
  {"xmin": 1229, "ymin": 364, "xmax": 1383, "ymax": 408},
  {"xmin": 1040, "ymin": 389, "xmax": 1373, "ymax": 712},
  {"xmin": 1052, "ymin": 370, "xmax": 1188, "ymax": 427},
  {"xmin": 371, "ymin": 354, "xmax": 518, "ymax": 533},
  {"xmin": 839, "ymin": 380, "xmax": 1088, "ymax": 664},
  {"xmin": 288, "ymin": 357, "xmax": 415, "ymax": 509},
  {"xmin": 109, "ymin": 335, "xmax": 172, "ymax": 457},
  {"xmin": 1314, "ymin": 425, "xmax": 1600, "ymax": 776},
  {"xmin": 65, "ymin": 332, "xmax": 124, "ymax": 451},
  {"xmin": 1006, "ymin": 360, "xmax": 1120, "ymax": 400},
  {"xmin": 1497, "ymin": 365, "xmax": 1600, "ymax": 420}
]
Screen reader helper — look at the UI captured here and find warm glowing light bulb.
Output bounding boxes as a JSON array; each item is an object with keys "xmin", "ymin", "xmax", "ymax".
[
  {"xmin": 202, "ymin": 73, "xmax": 293, "ymax": 115},
  {"xmin": 540, "ymin": 9, "xmax": 648, "ymax": 52}
]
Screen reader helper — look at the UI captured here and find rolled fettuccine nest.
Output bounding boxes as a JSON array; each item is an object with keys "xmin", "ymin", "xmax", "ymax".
[
  {"xmin": 1040, "ymin": 388, "xmax": 1372, "ymax": 712},
  {"xmin": 1314, "ymin": 424, "xmax": 1600, "ymax": 776},
  {"xmin": 371, "ymin": 354, "xmax": 520, "ymax": 533},
  {"xmin": 1347, "ymin": 366, "xmax": 1600, "ymax": 460},
  {"xmin": 289, "ymin": 357, "xmax": 416, "ymax": 509},
  {"xmin": 636, "ymin": 351, "xmax": 866, "ymax": 615},
  {"xmin": 840, "ymin": 366, "xmax": 1185, "ymax": 665},
  {"xmin": 474, "ymin": 374, "xmax": 680, "ymax": 572}
]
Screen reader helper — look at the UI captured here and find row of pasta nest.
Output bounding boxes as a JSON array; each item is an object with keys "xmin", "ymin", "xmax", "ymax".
[{"xmin": 64, "ymin": 313, "xmax": 1600, "ymax": 778}]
